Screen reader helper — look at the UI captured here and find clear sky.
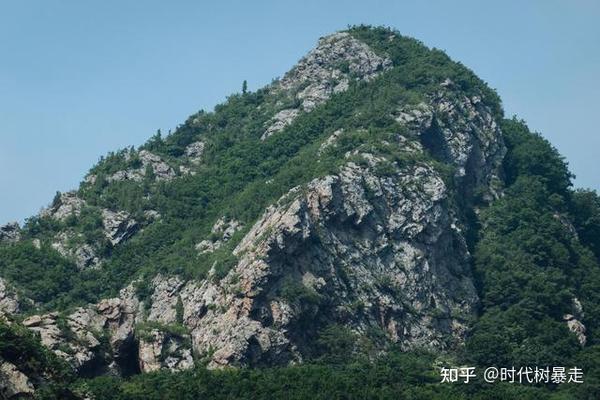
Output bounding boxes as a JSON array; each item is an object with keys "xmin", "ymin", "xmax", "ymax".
[{"xmin": 1, "ymin": 0, "xmax": 599, "ymax": 224}]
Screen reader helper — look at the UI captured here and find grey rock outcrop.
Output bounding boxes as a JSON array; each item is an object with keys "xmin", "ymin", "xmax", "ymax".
[
  {"xmin": 262, "ymin": 109, "xmax": 301, "ymax": 140},
  {"xmin": 138, "ymin": 329, "xmax": 193, "ymax": 373},
  {"xmin": 318, "ymin": 129, "xmax": 344, "ymax": 155},
  {"xmin": 20, "ymin": 279, "xmax": 194, "ymax": 376},
  {"xmin": 393, "ymin": 82, "xmax": 505, "ymax": 201},
  {"xmin": 40, "ymin": 192, "xmax": 85, "ymax": 221},
  {"xmin": 564, "ymin": 297, "xmax": 586, "ymax": 346},
  {"xmin": 0, "ymin": 222, "xmax": 21, "ymax": 244},
  {"xmin": 21, "ymin": 285, "xmax": 141, "ymax": 375},
  {"xmin": 22, "ymin": 312, "xmax": 99, "ymax": 372},
  {"xmin": 0, "ymin": 360, "xmax": 34, "ymax": 399},
  {"xmin": 27, "ymin": 61, "xmax": 506, "ymax": 370},
  {"xmin": 176, "ymin": 156, "xmax": 481, "ymax": 367},
  {"xmin": 40, "ymin": 194, "xmax": 138, "ymax": 265},
  {"xmin": 184, "ymin": 141, "xmax": 205, "ymax": 164},
  {"xmin": 278, "ymin": 32, "xmax": 392, "ymax": 111},
  {"xmin": 196, "ymin": 218, "xmax": 243, "ymax": 254},
  {"xmin": 51, "ymin": 232, "xmax": 100, "ymax": 270},
  {"xmin": 139, "ymin": 150, "xmax": 175, "ymax": 181},
  {"xmin": 10, "ymin": 29, "xmax": 522, "ymax": 377},
  {"xmin": 262, "ymin": 32, "xmax": 392, "ymax": 139},
  {"xmin": 108, "ymin": 150, "xmax": 175, "ymax": 183},
  {"xmin": 102, "ymin": 209, "xmax": 139, "ymax": 246},
  {"xmin": 0, "ymin": 279, "xmax": 19, "ymax": 319},
  {"xmin": 93, "ymin": 285, "xmax": 142, "ymax": 364},
  {"xmin": 148, "ymin": 275, "xmax": 184, "ymax": 324}
]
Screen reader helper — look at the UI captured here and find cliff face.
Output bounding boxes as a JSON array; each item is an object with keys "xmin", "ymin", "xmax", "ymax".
[{"xmin": 0, "ymin": 27, "xmax": 509, "ymax": 385}]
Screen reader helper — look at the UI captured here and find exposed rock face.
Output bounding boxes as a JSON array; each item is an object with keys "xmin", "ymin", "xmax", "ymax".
[
  {"xmin": 564, "ymin": 298, "xmax": 586, "ymax": 346},
  {"xmin": 394, "ymin": 82, "xmax": 505, "ymax": 201},
  {"xmin": 138, "ymin": 329, "xmax": 193, "ymax": 373},
  {"xmin": 195, "ymin": 218, "xmax": 243, "ymax": 254},
  {"xmin": 564, "ymin": 315, "xmax": 586, "ymax": 346},
  {"xmin": 21, "ymin": 285, "xmax": 142, "ymax": 376},
  {"xmin": 37, "ymin": 190, "xmax": 139, "ymax": 268},
  {"xmin": 262, "ymin": 109, "xmax": 301, "ymax": 140},
  {"xmin": 184, "ymin": 141, "xmax": 205, "ymax": 164},
  {"xmin": 102, "ymin": 209, "xmax": 139, "ymax": 246},
  {"xmin": 19, "ymin": 279, "xmax": 196, "ymax": 377},
  {"xmin": 179, "ymin": 158, "xmax": 479, "ymax": 367},
  {"xmin": 40, "ymin": 193, "xmax": 138, "ymax": 265},
  {"xmin": 0, "ymin": 360, "xmax": 34, "ymax": 399},
  {"xmin": 11, "ymin": 30, "xmax": 520, "ymax": 377},
  {"xmin": 51, "ymin": 232, "xmax": 100, "ymax": 270},
  {"xmin": 148, "ymin": 275, "xmax": 184, "ymax": 323},
  {"xmin": 139, "ymin": 150, "xmax": 176, "ymax": 181},
  {"xmin": 173, "ymin": 84, "xmax": 507, "ymax": 366},
  {"xmin": 279, "ymin": 32, "xmax": 392, "ymax": 111},
  {"xmin": 19, "ymin": 41, "xmax": 506, "ymax": 372},
  {"xmin": 318, "ymin": 129, "xmax": 344, "ymax": 155},
  {"xmin": 22, "ymin": 311, "xmax": 101, "ymax": 373},
  {"xmin": 108, "ymin": 150, "xmax": 175, "ymax": 183},
  {"xmin": 262, "ymin": 32, "xmax": 392, "ymax": 139},
  {"xmin": 0, "ymin": 222, "xmax": 21, "ymax": 244},
  {"xmin": 40, "ymin": 192, "xmax": 85, "ymax": 221},
  {"xmin": 94, "ymin": 285, "xmax": 142, "ymax": 365},
  {"xmin": 0, "ymin": 279, "xmax": 19, "ymax": 319}
]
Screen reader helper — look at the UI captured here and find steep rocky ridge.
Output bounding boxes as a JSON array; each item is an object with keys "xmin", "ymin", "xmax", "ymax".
[{"xmin": 262, "ymin": 32, "xmax": 392, "ymax": 139}]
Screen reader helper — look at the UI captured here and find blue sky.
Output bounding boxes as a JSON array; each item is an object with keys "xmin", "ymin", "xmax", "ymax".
[{"xmin": 1, "ymin": 0, "xmax": 599, "ymax": 224}]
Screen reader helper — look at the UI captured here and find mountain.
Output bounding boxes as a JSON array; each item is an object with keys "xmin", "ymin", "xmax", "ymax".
[{"xmin": 1, "ymin": 25, "xmax": 599, "ymax": 399}]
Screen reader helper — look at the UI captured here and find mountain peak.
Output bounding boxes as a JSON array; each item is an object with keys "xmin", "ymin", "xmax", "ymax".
[{"xmin": 1, "ymin": 26, "xmax": 598, "ymax": 399}]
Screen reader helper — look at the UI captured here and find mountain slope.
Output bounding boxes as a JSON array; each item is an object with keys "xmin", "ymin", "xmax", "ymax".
[{"xmin": 0, "ymin": 26, "xmax": 599, "ymax": 398}]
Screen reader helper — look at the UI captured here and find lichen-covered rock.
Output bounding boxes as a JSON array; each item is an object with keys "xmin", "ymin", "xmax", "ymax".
[
  {"xmin": 278, "ymin": 32, "xmax": 392, "ymax": 111},
  {"xmin": 0, "ymin": 222, "xmax": 21, "ymax": 244},
  {"xmin": 94, "ymin": 285, "xmax": 141, "ymax": 362},
  {"xmin": 434, "ymin": 82, "xmax": 505, "ymax": 197},
  {"xmin": 317, "ymin": 129, "xmax": 344, "ymax": 155},
  {"xmin": 564, "ymin": 314, "xmax": 586, "ymax": 346},
  {"xmin": 139, "ymin": 150, "xmax": 175, "ymax": 181},
  {"xmin": 393, "ymin": 102, "xmax": 434, "ymax": 133},
  {"xmin": 9, "ymin": 28, "xmax": 524, "ymax": 377}
]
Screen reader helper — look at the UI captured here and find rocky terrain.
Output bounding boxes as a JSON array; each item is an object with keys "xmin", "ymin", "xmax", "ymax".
[{"xmin": 0, "ymin": 26, "xmax": 598, "ymax": 398}]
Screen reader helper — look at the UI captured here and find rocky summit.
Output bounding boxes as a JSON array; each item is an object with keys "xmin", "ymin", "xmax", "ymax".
[{"xmin": 1, "ymin": 26, "xmax": 599, "ymax": 399}]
